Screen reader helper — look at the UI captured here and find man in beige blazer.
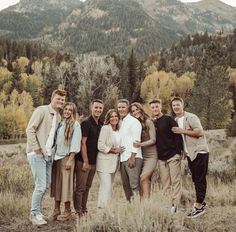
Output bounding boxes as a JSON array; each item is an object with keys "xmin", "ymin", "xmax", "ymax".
[{"xmin": 26, "ymin": 89, "xmax": 66, "ymax": 225}]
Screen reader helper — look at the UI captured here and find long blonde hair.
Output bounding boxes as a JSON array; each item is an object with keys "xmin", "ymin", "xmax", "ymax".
[{"xmin": 63, "ymin": 102, "xmax": 78, "ymax": 145}]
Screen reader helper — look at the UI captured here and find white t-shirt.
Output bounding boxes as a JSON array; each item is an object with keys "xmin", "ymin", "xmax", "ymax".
[
  {"xmin": 177, "ymin": 116, "xmax": 188, "ymax": 154},
  {"xmin": 45, "ymin": 112, "xmax": 57, "ymax": 156},
  {"xmin": 112, "ymin": 130, "xmax": 122, "ymax": 148}
]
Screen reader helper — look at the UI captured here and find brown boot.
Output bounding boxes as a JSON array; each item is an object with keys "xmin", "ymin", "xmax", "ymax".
[
  {"xmin": 47, "ymin": 209, "xmax": 61, "ymax": 221},
  {"xmin": 57, "ymin": 210, "xmax": 72, "ymax": 221}
]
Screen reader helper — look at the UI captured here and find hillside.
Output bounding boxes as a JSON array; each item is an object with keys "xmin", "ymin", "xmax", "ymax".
[
  {"xmin": 0, "ymin": 0, "xmax": 235, "ymax": 58},
  {"xmin": 136, "ymin": 0, "xmax": 236, "ymax": 34}
]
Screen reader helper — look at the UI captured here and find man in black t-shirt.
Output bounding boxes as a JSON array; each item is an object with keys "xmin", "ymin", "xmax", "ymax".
[
  {"xmin": 74, "ymin": 99, "xmax": 104, "ymax": 216},
  {"xmin": 149, "ymin": 99, "xmax": 183, "ymax": 214}
]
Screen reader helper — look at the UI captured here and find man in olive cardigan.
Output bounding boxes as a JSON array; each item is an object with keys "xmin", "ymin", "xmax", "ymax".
[
  {"xmin": 171, "ymin": 97, "xmax": 209, "ymax": 218},
  {"xmin": 26, "ymin": 89, "xmax": 66, "ymax": 225}
]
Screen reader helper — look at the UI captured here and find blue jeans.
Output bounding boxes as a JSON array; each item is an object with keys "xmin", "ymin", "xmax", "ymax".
[{"xmin": 27, "ymin": 152, "xmax": 52, "ymax": 215}]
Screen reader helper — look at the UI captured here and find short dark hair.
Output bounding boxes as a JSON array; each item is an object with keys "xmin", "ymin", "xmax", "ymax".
[
  {"xmin": 170, "ymin": 97, "xmax": 184, "ymax": 105},
  {"xmin": 117, "ymin": 99, "xmax": 130, "ymax": 106},
  {"xmin": 91, "ymin": 99, "xmax": 103, "ymax": 105},
  {"xmin": 51, "ymin": 89, "xmax": 66, "ymax": 99},
  {"xmin": 149, "ymin": 99, "xmax": 162, "ymax": 105}
]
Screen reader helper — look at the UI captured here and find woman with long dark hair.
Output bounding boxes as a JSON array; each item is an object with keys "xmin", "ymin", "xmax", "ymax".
[
  {"xmin": 130, "ymin": 102, "xmax": 158, "ymax": 197},
  {"xmin": 49, "ymin": 102, "xmax": 82, "ymax": 221}
]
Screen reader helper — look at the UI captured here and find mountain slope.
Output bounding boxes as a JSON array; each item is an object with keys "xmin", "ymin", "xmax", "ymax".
[
  {"xmin": 8, "ymin": 0, "xmax": 82, "ymax": 12},
  {"xmin": 0, "ymin": 0, "xmax": 235, "ymax": 58},
  {"xmin": 53, "ymin": 0, "xmax": 182, "ymax": 57},
  {"xmin": 136, "ymin": 0, "xmax": 236, "ymax": 33}
]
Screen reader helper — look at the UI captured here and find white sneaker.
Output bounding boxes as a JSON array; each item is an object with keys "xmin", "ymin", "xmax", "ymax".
[
  {"xmin": 170, "ymin": 205, "xmax": 177, "ymax": 214},
  {"xmin": 29, "ymin": 213, "xmax": 47, "ymax": 225},
  {"xmin": 38, "ymin": 212, "xmax": 47, "ymax": 220}
]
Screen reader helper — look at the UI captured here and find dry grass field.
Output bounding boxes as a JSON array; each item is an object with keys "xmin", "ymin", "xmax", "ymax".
[{"xmin": 0, "ymin": 130, "xmax": 235, "ymax": 232}]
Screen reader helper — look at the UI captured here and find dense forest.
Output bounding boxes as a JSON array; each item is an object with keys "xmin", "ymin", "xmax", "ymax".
[{"xmin": 0, "ymin": 30, "xmax": 235, "ymax": 139}]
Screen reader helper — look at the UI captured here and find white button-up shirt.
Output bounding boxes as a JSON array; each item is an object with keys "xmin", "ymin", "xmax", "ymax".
[
  {"xmin": 119, "ymin": 113, "xmax": 142, "ymax": 162},
  {"xmin": 45, "ymin": 109, "xmax": 58, "ymax": 156}
]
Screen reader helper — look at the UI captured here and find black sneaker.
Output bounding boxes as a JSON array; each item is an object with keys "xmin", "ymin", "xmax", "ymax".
[{"xmin": 187, "ymin": 206, "xmax": 205, "ymax": 218}]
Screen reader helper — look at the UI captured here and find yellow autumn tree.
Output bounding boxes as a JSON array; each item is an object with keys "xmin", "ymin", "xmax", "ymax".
[
  {"xmin": 16, "ymin": 57, "xmax": 29, "ymax": 73},
  {"xmin": 0, "ymin": 67, "xmax": 12, "ymax": 94},
  {"xmin": 17, "ymin": 90, "xmax": 34, "ymax": 119},
  {"xmin": 0, "ymin": 90, "xmax": 34, "ymax": 139},
  {"xmin": 0, "ymin": 91, "xmax": 7, "ymax": 106},
  {"xmin": 15, "ymin": 107, "xmax": 28, "ymax": 138},
  {"xmin": 175, "ymin": 72, "xmax": 195, "ymax": 99},
  {"xmin": 229, "ymin": 68, "xmax": 236, "ymax": 87},
  {"xmin": 0, "ymin": 103, "xmax": 29, "ymax": 139},
  {"xmin": 141, "ymin": 71, "xmax": 194, "ymax": 112}
]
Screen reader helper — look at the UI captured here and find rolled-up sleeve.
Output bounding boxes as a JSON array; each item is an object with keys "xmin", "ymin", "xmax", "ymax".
[
  {"xmin": 26, "ymin": 106, "xmax": 44, "ymax": 151},
  {"xmin": 131, "ymin": 120, "xmax": 142, "ymax": 154},
  {"xmin": 69, "ymin": 122, "xmax": 82, "ymax": 154},
  {"xmin": 189, "ymin": 115, "xmax": 203, "ymax": 131}
]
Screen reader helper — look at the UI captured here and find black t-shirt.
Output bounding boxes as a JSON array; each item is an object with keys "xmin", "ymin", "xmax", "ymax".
[
  {"xmin": 154, "ymin": 115, "xmax": 183, "ymax": 161},
  {"xmin": 76, "ymin": 115, "xmax": 102, "ymax": 165}
]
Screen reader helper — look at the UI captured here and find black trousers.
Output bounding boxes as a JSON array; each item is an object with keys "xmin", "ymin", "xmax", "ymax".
[{"xmin": 187, "ymin": 153, "xmax": 209, "ymax": 204}]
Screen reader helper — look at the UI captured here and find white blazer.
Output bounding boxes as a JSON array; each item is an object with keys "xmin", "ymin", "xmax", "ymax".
[{"xmin": 96, "ymin": 124, "xmax": 120, "ymax": 173}]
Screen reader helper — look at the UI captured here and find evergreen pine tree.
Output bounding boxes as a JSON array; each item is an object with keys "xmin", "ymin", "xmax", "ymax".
[
  {"xmin": 41, "ymin": 63, "xmax": 60, "ymax": 104},
  {"xmin": 127, "ymin": 49, "xmax": 139, "ymax": 102},
  {"xmin": 228, "ymin": 29, "xmax": 236, "ymax": 68},
  {"xmin": 11, "ymin": 62, "xmax": 23, "ymax": 93},
  {"xmin": 187, "ymin": 42, "xmax": 232, "ymax": 129}
]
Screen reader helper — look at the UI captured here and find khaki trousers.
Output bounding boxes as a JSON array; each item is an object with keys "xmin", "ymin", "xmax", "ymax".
[{"xmin": 158, "ymin": 154, "xmax": 181, "ymax": 205}]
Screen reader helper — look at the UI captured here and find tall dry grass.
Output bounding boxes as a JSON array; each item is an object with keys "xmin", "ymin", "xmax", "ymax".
[
  {"xmin": 0, "ymin": 157, "xmax": 33, "ymax": 225},
  {"xmin": 0, "ymin": 131, "xmax": 235, "ymax": 231}
]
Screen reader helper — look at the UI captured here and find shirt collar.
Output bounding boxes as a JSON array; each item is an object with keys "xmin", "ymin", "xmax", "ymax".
[
  {"xmin": 48, "ymin": 104, "xmax": 57, "ymax": 115},
  {"xmin": 122, "ymin": 113, "xmax": 131, "ymax": 122},
  {"xmin": 89, "ymin": 115, "xmax": 102, "ymax": 126}
]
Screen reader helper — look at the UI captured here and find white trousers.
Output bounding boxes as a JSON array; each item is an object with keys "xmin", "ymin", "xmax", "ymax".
[{"xmin": 97, "ymin": 171, "xmax": 115, "ymax": 208}]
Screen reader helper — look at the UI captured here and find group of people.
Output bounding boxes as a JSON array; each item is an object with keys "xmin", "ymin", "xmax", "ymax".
[{"xmin": 26, "ymin": 89, "xmax": 209, "ymax": 226}]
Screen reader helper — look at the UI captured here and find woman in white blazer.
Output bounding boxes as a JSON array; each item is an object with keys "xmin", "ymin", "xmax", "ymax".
[{"xmin": 97, "ymin": 109, "xmax": 125, "ymax": 209}]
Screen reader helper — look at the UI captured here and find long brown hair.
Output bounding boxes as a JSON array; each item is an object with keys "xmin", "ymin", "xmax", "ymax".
[
  {"xmin": 104, "ymin": 109, "xmax": 120, "ymax": 131},
  {"xmin": 63, "ymin": 102, "xmax": 78, "ymax": 145},
  {"xmin": 130, "ymin": 102, "xmax": 150, "ymax": 133}
]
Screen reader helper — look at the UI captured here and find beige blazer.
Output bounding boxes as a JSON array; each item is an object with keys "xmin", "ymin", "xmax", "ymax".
[
  {"xmin": 182, "ymin": 111, "xmax": 209, "ymax": 161},
  {"xmin": 26, "ymin": 104, "xmax": 61, "ymax": 157},
  {"xmin": 96, "ymin": 125, "xmax": 120, "ymax": 173}
]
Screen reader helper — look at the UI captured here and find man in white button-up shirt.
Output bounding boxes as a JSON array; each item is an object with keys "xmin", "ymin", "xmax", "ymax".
[{"xmin": 117, "ymin": 99, "xmax": 143, "ymax": 201}]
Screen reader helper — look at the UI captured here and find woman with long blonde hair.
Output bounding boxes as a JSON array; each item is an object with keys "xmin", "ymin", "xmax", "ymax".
[
  {"xmin": 49, "ymin": 102, "xmax": 82, "ymax": 221},
  {"xmin": 130, "ymin": 102, "xmax": 157, "ymax": 197}
]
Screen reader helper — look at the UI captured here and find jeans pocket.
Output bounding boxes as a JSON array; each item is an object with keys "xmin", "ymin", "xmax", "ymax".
[{"xmin": 27, "ymin": 153, "xmax": 44, "ymax": 164}]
